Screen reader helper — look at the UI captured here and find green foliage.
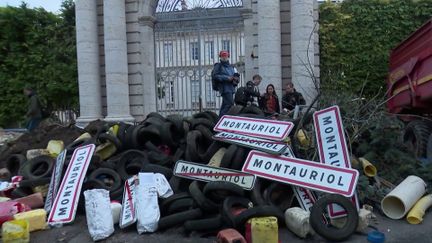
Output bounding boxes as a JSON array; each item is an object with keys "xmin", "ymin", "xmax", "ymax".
[
  {"xmin": 0, "ymin": 1, "xmax": 77, "ymax": 127},
  {"xmin": 319, "ymin": 0, "xmax": 432, "ymax": 96}
]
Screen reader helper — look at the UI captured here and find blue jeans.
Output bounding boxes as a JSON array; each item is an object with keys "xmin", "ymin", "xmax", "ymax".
[
  {"xmin": 27, "ymin": 118, "xmax": 42, "ymax": 132},
  {"xmin": 219, "ymin": 92, "xmax": 234, "ymax": 117}
]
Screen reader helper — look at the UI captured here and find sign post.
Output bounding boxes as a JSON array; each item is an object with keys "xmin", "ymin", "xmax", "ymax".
[
  {"xmin": 242, "ymin": 150, "xmax": 359, "ymax": 197},
  {"xmin": 213, "ymin": 132, "xmax": 287, "ymax": 154},
  {"xmin": 48, "ymin": 144, "xmax": 95, "ymax": 225},
  {"xmin": 173, "ymin": 160, "xmax": 256, "ymax": 190},
  {"xmin": 314, "ymin": 106, "xmax": 360, "ymax": 217},
  {"xmin": 214, "ymin": 115, "xmax": 294, "ymax": 141}
]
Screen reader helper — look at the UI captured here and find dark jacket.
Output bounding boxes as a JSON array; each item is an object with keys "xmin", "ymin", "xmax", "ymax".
[
  {"xmin": 260, "ymin": 93, "xmax": 280, "ymax": 114},
  {"xmin": 282, "ymin": 89, "xmax": 306, "ymax": 111},
  {"xmin": 26, "ymin": 92, "xmax": 42, "ymax": 119},
  {"xmin": 212, "ymin": 60, "xmax": 237, "ymax": 94}
]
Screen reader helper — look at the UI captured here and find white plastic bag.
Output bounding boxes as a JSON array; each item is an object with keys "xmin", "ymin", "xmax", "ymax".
[
  {"xmin": 84, "ymin": 189, "xmax": 114, "ymax": 241},
  {"xmin": 136, "ymin": 173, "xmax": 173, "ymax": 233}
]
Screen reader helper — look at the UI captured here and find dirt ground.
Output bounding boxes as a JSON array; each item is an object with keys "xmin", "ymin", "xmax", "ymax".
[
  {"xmin": 30, "ymin": 211, "xmax": 432, "ymax": 243},
  {"xmin": 0, "ymin": 123, "xmax": 82, "ymax": 167}
]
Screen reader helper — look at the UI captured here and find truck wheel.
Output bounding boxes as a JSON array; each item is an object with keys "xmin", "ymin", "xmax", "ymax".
[{"xmin": 403, "ymin": 120, "xmax": 431, "ymax": 158}]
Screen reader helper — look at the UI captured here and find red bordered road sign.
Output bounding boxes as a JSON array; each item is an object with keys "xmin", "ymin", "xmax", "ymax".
[
  {"xmin": 119, "ymin": 176, "xmax": 138, "ymax": 228},
  {"xmin": 173, "ymin": 160, "xmax": 256, "ymax": 190},
  {"xmin": 314, "ymin": 106, "xmax": 360, "ymax": 217},
  {"xmin": 242, "ymin": 150, "xmax": 359, "ymax": 197},
  {"xmin": 48, "ymin": 144, "xmax": 95, "ymax": 224},
  {"xmin": 214, "ymin": 115, "xmax": 294, "ymax": 141},
  {"xmin": 213, "ymin": 131, "xmax": 287, "ymax": 154}
]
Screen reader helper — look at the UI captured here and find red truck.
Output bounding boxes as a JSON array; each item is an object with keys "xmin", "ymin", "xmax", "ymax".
[{"xmin": 387, "ymin": 19, "xmax": 432, "ymax": 161}]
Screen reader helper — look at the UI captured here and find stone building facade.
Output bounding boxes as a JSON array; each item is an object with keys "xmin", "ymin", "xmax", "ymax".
[{"xmin": 75, "ymin": 0, "xmax": 319, "ymax": 124}]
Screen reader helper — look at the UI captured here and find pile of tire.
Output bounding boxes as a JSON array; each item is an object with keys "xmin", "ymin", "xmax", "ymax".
[{"xmin": 78, "ymin": 109, "xmax": 300, "ymax": 232}]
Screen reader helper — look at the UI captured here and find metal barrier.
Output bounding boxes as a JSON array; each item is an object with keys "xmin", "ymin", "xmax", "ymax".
[{"xmin": 154, "ymin": 7, "xmax": 245, "ymax": 117}]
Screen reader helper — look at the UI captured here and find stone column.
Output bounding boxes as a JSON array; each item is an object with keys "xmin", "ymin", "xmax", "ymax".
[
  {"xmin": 139, "ymin": 16, "xmax": 157, "ymax": 115},
  {"xmin": 241, "ymin": 8, "xmax": 254, "ymax": 81},
  {"xmin": 75, "ymin": 0, "xmax": 102, "ymax": 125},
  {"xmin": 291, "ymin": 0, "xmax": 316, "ymax": 104},
  {"xmin": 103, "ymin": 0, "xmax": 134, "ymax": 122},
  {"xmin": 258, "ymin": 0, "xmax": 282, "ymax": 99}
]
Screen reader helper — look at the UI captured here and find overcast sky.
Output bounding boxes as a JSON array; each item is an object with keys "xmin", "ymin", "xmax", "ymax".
[{"xmin": 0, "ymin": 0, "xmax": 62, "ymax": 13}]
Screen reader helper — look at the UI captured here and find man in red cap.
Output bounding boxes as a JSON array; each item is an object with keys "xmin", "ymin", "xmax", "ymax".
[{"xmin": 211, "ymin": 50, "xmax": 239, "ymax": 117}]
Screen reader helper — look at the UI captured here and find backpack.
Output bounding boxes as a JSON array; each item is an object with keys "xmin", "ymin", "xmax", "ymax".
[
  {"xmin": 211, "ymin": 62, "xmax": 222, "ymax": 91},
  {"xmin": 234, "ymin": 87, "xmax": 248, "ymax": 106}
]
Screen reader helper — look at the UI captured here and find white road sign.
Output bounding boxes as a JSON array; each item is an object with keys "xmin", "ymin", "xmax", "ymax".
[
  {"xmin": 173, "ymin": 160, "xmax": 256, "ymax": 190},
  {"xmin": 242, "ymin": 151, "xmax": 359, "ymax": 197},
  {"xmin": 119, "ymin": 176, "xmax": 138, "ymax": 228},
  {"xmin": 45, "ymin": 150, "xmax": 67, "ymax": 213},
  {"xmin": 48, "ymin": 144, "xmax": 95, "ymax": 224},
  {"xmin": 213, "ymin": 132, "xmax": 287, "ymax": 154},
  {"xmin": 314, "ymin": 106, "xmax": 360, "ymax": 217},
  {"xmin": 214, "ymin": 115, "xmax": 294, "ymax": 141}
]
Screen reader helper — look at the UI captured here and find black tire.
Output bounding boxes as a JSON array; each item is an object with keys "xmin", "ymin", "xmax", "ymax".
[
  {"xmin": 22, "ymin": 155, "xmax": 55, "ymax": 180},
  {"xmin": 402, "ymin": 120, "xmax": 431, "ymax": 158},
  {"xmin": 117, "ymin": 122, "xmax": 130, "ymax": 145},
  {"xmin": 166, "ymin": 114, "xmax": 185, "ymax": 138},
  {"xmin": 190, "ymin": 118, "xmax": 216, "ymax": 130},
  {"xmin": 195, "ymin": 124, "xmax": 214, "ymax": 142},
  {"xmin": 199, "ymin": 141, "xmax": 223, "ymax": 164},
  {"xmin": 166, "ymin": 198, "xmax": 195, "ymax": 215},
  {"xmin": 222, "ymin": 196, "xmax": 253, "ymax": 227},
  {"xmin": 250, "ymin": 178, "xmax": 268, "ymax": 206},
  {"xmin": 240, "ymin": 106, "xmax": 265, "ymax": 116},
  {"xmin": 185, "ymin": 130, "xmax": 204, "ymax": 163},
  {"xmin": 193, "ymin": 112, "xmax": 217, "ymax": 124},
  {"xmin": 123, "ymin": 125, "xmax": 137, "ymax": 150},
  {"xmin": 158, "ymin": 208, "xmax": 203, "ymax": 230},
  {"xmin": 264, "ymin": 182, "xmax": 295, "ymax": 213},
  {"xmin": 89, "ymin": 168, "xmax": 122, "ymax": 193},
  {"xmin": 220, "ymin": 145, "xmax": 237, "ymax": 168},
  {"xmin": 203, "ymin": 181, "xmax": 245, "ymax": 202},
  {"xmin": 141, "ymin": 116, "xmax": 164, "ymax": 128},
  {"xmin": 65, "ymin": 137, "xmax": 93, "ymax": 155},
  {"xmin": 233, "ymin": 205, "xmax": 284, "ymax": 230},
  {"xmin": 19, "ymin": 177, "xmax": 51, "ymax": 188},
  {"xmin": 6, "ymin": 154, "xmax": 26, "ymax": 176},
  {"xmin": 96, "ymin": 133, "xmax": 122, "ymax": 151},
  {"xmin": 189, "ymin": 181, "xmax": 219, "ymax": 212},
  {"xmin": 137, "ymin": 125, "xmax": 162, "ymax": 146},
  {"xmin": 168, "ymin": 176, "xmax": 190, "ymax": 193},
  {"xmin": 160, "ymin": 192, "xmax": 191, "ymax": 213},
  {"xmin": 310, "ymin": 194, "xmax": 359, "ymax": 242},
  {"xmin": 141, "ymin": 163, "xmax": 173, "ymax": 180},
  {"xmin": 146, "ymin": 112, "xmax": 166, "ymax": 121},
  {"xmin": 11, "ymin": 187, "xmax": 32, "ymax": 198},
  {"xmin": 229, "ymin": 146, "xmax": 248, "ymax": 170},
  {"xmin": 227, "ymin": 105, "xmax": 244, "ymax": 115},
  {"xmin": 148, "ymin": 151, "xmax": 172, "ymax": 166},
  {"xmin": 184, "ymin": 215, "xmax": 223, "ymax": 232},
  {"xmin": 116, "ymin": 150, "xmax": 148, "ymax": 180}
]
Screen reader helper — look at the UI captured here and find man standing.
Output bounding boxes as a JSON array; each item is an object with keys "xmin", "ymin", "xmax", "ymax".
[
  {"xmin": 212, "ymin": 50, "xmax": 239, "ymax": 117},
  {"xmin": 23, "ymin": 85, "xmax": 42, "ymax": 131},
  {"xmin": 282, "ymin": 82, "xmax": 306, "ymax": 112}
]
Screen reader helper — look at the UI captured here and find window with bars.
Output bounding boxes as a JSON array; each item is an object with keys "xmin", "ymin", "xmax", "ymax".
[
  {"xmin": 205, "ymin": 41, "xmax": 214, "ymax": 60},
  {"xmin": 190, "ymin": 42, "xmax": 199, "ymax": 60},
  {"xmin": 222, "ymin": 40, "xmax": 231, "ymax": 53},
  {"xmin": 163, "ymin": 42, "xmax": 173, "ymax": 64}
]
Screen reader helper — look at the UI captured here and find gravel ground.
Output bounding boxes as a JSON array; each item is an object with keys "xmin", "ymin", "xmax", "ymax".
[{"xmin": 30, "ymin": 210, "xmax": 432, "ymax": 243}]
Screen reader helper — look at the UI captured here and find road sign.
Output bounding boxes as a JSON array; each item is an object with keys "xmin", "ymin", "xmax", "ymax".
[
  {"xmin": 45, "ymin": 150, "xmax": 67, "ymax": 213},
  {"xmin": 173, "ymin": 160, "xmax": 256, "ymax": 190},
  {"xmin": 119, "ymin": 176, "xmax": 138, "ymax": 229},
  {"xmin": 214, "ymin": 115, "xmax": 294, "ymax": 141},
  {"xmin": 242, "ymin": 151, "xmax": 359, "ymax": 197},
  {"xmin": 314, "ymin": 106, "xmax": 360, "ymax": 217},
  {"xmin": 48, "ymin": 144, "xmax": 95, "ymax": 224},
  {"xmin": 213, "ymin": 132, "xmax": 287, "ymax": 154}
]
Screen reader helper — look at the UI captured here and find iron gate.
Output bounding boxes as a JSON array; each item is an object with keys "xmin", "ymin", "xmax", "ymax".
[{"xmin": 154, "ymin": 7, "xmax": 245, "ymax": 116}]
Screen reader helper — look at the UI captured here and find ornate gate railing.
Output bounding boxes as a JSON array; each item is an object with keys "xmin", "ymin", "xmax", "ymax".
[{"xmin": 154, "ymin": 7, "xmax": 245, "ymax": 117}]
